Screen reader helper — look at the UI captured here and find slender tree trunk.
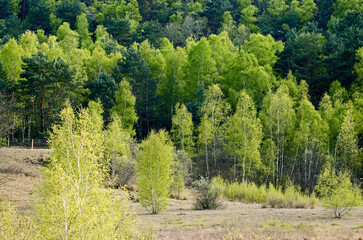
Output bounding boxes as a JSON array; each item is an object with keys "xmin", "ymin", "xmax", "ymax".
[
  {"xmin": 28, "ymin": 117, "xmax": 31, "ymax": 145},
  {"xmin": 205, "ymin": 134, "xmax": 209, "ymax": 178}
]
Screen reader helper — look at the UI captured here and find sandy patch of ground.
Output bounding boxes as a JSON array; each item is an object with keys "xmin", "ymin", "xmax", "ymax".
[
  {"xmin": 132, "ymin": 191, "xmax": 363, "ymax": 239},
  {"xmin": 0, "ymin": 148, "xmax": 362, "ymax": 239},
  {"xmin": 0, "ymin": 148, "xmax": 50, "ymax": 212}
]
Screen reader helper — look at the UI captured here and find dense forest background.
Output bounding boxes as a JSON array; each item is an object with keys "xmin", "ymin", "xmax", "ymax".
[{"xmin": 0, "ymin": 0, "xmax": 362, "ymax": 190}]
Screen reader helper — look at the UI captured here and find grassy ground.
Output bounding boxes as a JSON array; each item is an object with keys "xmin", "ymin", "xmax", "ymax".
[{"xmin": 1, "ymin": 147, "xmax": 362, "ymax": 239}]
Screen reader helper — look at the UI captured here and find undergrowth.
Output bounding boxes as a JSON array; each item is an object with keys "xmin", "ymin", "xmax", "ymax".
[{"xmin": 213, "ymin": 177, "xmax": 319, "ymax": 209}]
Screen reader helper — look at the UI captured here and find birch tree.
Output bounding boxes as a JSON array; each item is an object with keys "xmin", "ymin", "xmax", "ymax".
[
  {"xmin": 171, "ymin": 103, "xmax": 194, "ymax": 155},
  {"xmin": 226, "ymin": 90, "xmax": 263, "ymax": 182},
  {"xmin": 260, "ymin": 86, "xmax": 295, "ymax": 185},
  {"xmin": 105, "ymin": 114, "xmax": 131, "ymax": 180},
  {"xmin": 111, "ymin": 79, "xmax": 138, "ymax": 137},
  {"xmin": 36, "ymin": 101, "xmax": 137, "ymax": 239},
  {"xmin": 293, "ymin": 97, "xmax": 328, "ymax": 191},
  {"xmin": 336, "ymin": 109, "xmax": 360, "ymax": 175},
  {"xmin": 198, "ymin": 84, "xmax": 230, "ymax": 175},
  {"xmin": 136, "ymin": 129, "xmax": 174, "ymax": 214}
]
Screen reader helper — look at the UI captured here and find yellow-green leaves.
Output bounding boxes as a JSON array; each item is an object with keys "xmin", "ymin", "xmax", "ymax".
[
  {"xmin": 315, "ymin": 163, "xmax": 362, "ymax": 218},
  {"xmin": 136, "ymin": 129, "xmax": 174, "ymax": 214},
  {"xmin": 105, "ymin": 113, "xmax": 131, "ymax": 179},
  {"xmin": 112, "ymin": 79, "xmax": 138, "ymax": 137},
  {"xmin": 172, "ymin": 103, "xmax": 194, "ymax": 155},
  {"xmin": 0, "ymin": 38, "xmax": 23, "ymax": 86},
  {"xmin": 226, "ymin": 90, "xmax": 263, "ymax": 182},
  {"xmin": 0, "ymin": 201, "xmax": 40, "ymax": 240},
  {"xmin": 37, "ymin": 101, "xmax": 137, "ymax": 239}
]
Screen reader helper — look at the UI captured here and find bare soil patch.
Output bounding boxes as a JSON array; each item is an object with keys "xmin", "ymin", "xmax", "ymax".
[
  {"xmin": 0, "ymin": 148, "xmax": 362, "ymax": 239},
  {"xmin": 0, "ymin": 148, "xmax": 50, "ymax": 212},
  {"xmin": 132, "ymin": 191, "xmax": 363, "ymax": 239}
]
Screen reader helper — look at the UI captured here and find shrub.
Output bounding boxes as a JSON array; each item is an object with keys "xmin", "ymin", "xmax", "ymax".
[
  {"xmin": 225, "ymin": 182, "xmax": 266, "ymax": 203},
  {"xmin": 193, "ymin": 177, "xmax": 224, "ymax": 210},
  {"xmin": 243, "ymin": 182, "xmax": 266, "ymax": 203},
  {"xmin": 0, "ymin": 201, "xmax": 40, "ymax": 239},
  {"xmin": 315, "ymin": 164, "xmax": 362, "ymax": 218},
  {"xmin": 0, "ymin": 164, "xmax": 24, "ymax": 175},
  {"xmin": 170, "ymin": 171, "xmax": 185, "ymax": 199},
  {"xmin": 0, "ymin": 138, "xmax": 6, "ymax": 147},
  {"xmin": 222, "ymin": 180, "xmax": 318, "ymax": 208},
  {"xmin": 264, "ymin": 183, "xmax": 286, "ymax": 208},
  {"xmin": 225, "ymin": 182, "xmax": 244, "ymax": 200}
]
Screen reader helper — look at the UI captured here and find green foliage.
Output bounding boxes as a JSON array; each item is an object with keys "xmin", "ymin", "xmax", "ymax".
[
  {"xmin": 264, "ymin": 183, "xmax": 319, "ymax": 208},
  {"xmin": 88, "ymin": 72, "xmax": 118, "ymax": 119},
  {"xmin": 290, "ymin": 0, "xmax": 317, "ymax": 23},
  {"xmin": 0, "ymin": 38, "xmax": 23, "ymax": 86},
  {"xmin": 225, "ymin": 181, "xmax": 267, "ymax": 203},
  {"xmin": 37, "ymin": 101, "xmax": 138, "ymax": 239},
  {"xmin": 238, "ymin": 0, "xmax": 258, "ymax": 29},
  {"xmin": 76, "ymin": 13, "xmax": 93, "ymax": 49},
  {"xmin": 336, "ymin": 109, "xmax": 361, "ymax": 174},
  {"xmin": 111, "ymin": 79, "xmax": 138, "ymax": 137},
  {"xmin": 198, "ymin": 84, "xmax": 230, "ymax": 176},
  {"xmin": 268, "ymin": 0, "xmax": 288, "ymax": 17},
  {"xmin": 221, "ymin": 180, "xmax": 318, "ymax": 208},
  {"xmin": 333, "ymin": 0, "xmax": 363, "ymax": 17},
  {"xmin": 0, "ymin": 201, "xmax": 40, "ymax": 239},
  {"xmin": 185, "ymin": 37, "xmax": 215, "ymax": 100},
  {"xmin": 315, "ymin": 163, "xmax": 362, "ymax": 218},
  {"xmin": 242, "ymin": 33, "xmax": 284, "ymax": 68},
  {"xmin": 158, "ymin": 38, "xmax": 187, "ymax": 121},
  {"xmin": 171, "ymin": 103, "xmax": 194, "ymax": 155},
  {"xmin": 170, "ymin": 165, "xmax": 185, "ymax": 199},
  {"xmin": 105, "ymin": 113, "xmax": 131, "ymax": 180},
  {"xmin": 260, "ymin": 86, "xmax": 295, "ymax": 185},
  {"xmin": 20, "ymin": 51, "xmax": 75, "ymax": 134},
  {"xmin": 114, "ymin": 47, "xmax": 157, "ymax": 138},
  {"xmin": 226, "ymin": 90, "xmax": 263, "ymax": 182},
  {"xmin": 170, "ymin": 150, "xmax": 192, "ymax": 199},
  {"xmin": 136, "ymin": 130, "xmax": 174, "ymax": 214}
]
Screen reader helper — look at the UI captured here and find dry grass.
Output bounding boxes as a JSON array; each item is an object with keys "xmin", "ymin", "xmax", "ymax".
[
  {"xmin": 0, "ymin": 148, "xmax": 50, "ymax": 212},
  {"xmin": 132, "ymin": 189, "xmax": 363, "ymax": 239},
  {"xmin": 0, "ymin": 148, "xmax": 362, "ymax": 239}
]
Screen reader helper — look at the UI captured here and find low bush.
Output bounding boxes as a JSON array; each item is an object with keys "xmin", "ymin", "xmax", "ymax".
[
  {"xmin": 0, "ymin": 164, "xmax": 24, "ymax": 175},
  {"xmin": 225, "ymin": 182, "xmax": 266, "ymax": 203},
  {"xmin": 315, "ymin": 164, "xmax": 362, "ymax": 218},
  {"xmin": 264, "ymin": 184, "xmax": 286, "ymax": 208},
  {"xmin": 220, "ymin": 179, "xmax": 318, "ymax": 209},
  {"xmin": 0, "ymin": 201, "xmax": 40, "ymax": 239},
  {"xmin": 193, "ymin": 177, "xmax": 224, "ymax": 210}
]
